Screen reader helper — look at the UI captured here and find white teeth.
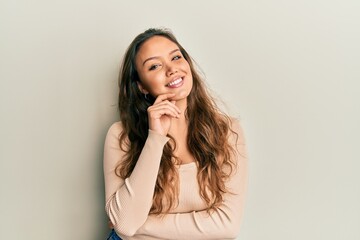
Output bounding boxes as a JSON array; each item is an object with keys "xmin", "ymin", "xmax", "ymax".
[{"xmin": 168, "ymin": 78, "xmax": 182, "ymax": 86}]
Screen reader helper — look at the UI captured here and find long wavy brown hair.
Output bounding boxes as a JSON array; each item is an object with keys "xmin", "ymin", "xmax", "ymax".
[{"xmin": 117, "ymin": 28, "xmax": 237, "ymax": 214}]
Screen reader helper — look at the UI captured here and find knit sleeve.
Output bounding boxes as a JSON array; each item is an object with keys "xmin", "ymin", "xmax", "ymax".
[
  {"xmin": 135, "ymin": 119, "xmax": 249, "ymax": 239},
  {"xmin": 103, "ymin": 122, "xmax": 170, "ymax": 237}
]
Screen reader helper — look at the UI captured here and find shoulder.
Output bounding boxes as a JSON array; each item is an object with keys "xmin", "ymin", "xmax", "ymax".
[
  {"xmin": 228, "ymin": 117, "xmax": 246, "ymax": 145},
  {"xmin": 104, "ymin": 121, "xmax": 126, "ymax": 148},
  {"xmin": 107, "ymin": 121, "xmax": 123, "ymax": 136}
]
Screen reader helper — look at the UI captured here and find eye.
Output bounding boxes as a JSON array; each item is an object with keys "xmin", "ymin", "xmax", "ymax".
[
  {"xmin": 149, "ymin": 64, "xmax": 161, "ymax": 71},
  {"xmin": 172, "ymin": 55, "xmax": 182, "ymax": 61}
]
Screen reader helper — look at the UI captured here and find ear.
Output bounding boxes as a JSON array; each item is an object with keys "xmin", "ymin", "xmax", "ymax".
[{"xmin": 137, "ymin": 81, "xmax": 149, "ymax": 94}]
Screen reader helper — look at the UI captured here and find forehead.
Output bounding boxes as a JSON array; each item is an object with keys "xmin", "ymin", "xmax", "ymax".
[{"xmin": 136, "ymin": 36, "xmax": 179, "ymax": 60}]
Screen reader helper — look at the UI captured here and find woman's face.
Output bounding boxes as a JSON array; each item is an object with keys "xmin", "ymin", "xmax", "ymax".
[{"xmin": 135, "ymin": 36, "xmax": 193, "ymax": 101}]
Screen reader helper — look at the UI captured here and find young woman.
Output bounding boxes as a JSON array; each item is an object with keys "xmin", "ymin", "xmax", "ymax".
[{"xmin": 103, "ymin": 28, "xmax": 248, "ymax": 240}]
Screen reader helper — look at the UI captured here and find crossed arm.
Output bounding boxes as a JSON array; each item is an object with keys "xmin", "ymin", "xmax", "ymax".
[{"xmin": 103, "ymin": 120, "xmax": 248, "ymax": 239}]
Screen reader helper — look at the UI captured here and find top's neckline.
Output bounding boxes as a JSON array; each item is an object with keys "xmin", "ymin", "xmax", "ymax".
[{"xmin": 176, "ymin": 161, "xmax": 197, "ymax": 170}]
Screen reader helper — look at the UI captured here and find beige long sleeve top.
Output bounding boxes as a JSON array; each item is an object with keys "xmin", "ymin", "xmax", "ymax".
[{"xmin": 103, "ymin": 120, "xmax": 248, "ymax": 240}]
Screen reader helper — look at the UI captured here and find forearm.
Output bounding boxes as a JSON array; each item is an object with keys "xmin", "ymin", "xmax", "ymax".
[{"xmin": 136, "ymin": 205, "xmax": 243, "ymax": 240}]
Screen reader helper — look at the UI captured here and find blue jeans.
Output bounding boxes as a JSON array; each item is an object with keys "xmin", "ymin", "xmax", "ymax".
[{"xmin": 107, "ymin": 229, "xmax": 122, "ymax": 240}]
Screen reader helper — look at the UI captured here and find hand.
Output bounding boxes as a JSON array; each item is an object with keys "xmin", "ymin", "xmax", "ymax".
[
  {"xmin": 108, "ymin": 220, "xmax": 114, "ymax": 229},
  {"xmin": 147, "ymin": 93, "xmax": 181, "ymax": 136}
]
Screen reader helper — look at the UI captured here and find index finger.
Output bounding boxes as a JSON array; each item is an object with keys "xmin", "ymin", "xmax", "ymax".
[{"xmin": 154, "ymin": 93, "xmax": 176, "ymax": 104}]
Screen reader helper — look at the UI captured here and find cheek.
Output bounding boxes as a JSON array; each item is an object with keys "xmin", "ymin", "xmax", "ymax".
[
  {"xmin": 184, "ymin": 62, "xmax": 192, "ymax": 75},
  {"xmin": 139, "ymin": 71, "xmax": 158, "ymax": 86},
  {"xmin": 141, "ymin": 74, "xmax": 166, "ymax": 95}
]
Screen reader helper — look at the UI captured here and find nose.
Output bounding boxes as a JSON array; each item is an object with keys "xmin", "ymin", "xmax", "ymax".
[{"xmin": 165, "ymin": 62, "xmax": 177, "ymax": 77}]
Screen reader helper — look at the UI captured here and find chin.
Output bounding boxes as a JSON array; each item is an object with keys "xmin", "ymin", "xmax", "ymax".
[{"xmin": 173, "ymin": 89, "xmax": 191, "ymax": 100}]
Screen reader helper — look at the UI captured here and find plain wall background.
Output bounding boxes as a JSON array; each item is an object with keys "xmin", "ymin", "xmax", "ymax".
[{"xmin": 1, "ymin": 0, "xmax": 359, "ymax": 239}]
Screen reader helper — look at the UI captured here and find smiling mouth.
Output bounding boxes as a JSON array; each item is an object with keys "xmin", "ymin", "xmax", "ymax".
[{"xmin": 166, "ymin": 77, "xmax": 183, "ymax": 87}]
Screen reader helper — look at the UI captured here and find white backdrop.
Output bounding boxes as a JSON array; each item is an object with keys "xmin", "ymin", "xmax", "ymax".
[{"xmin": 1, "ymin": 0, "xmax": 359, "ymax": 239}]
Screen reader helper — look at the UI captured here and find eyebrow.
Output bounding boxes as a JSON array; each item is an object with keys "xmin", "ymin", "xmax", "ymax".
[{"xmin": 142, "ymin": 49, "xmax": 180, "ymax": 66}]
